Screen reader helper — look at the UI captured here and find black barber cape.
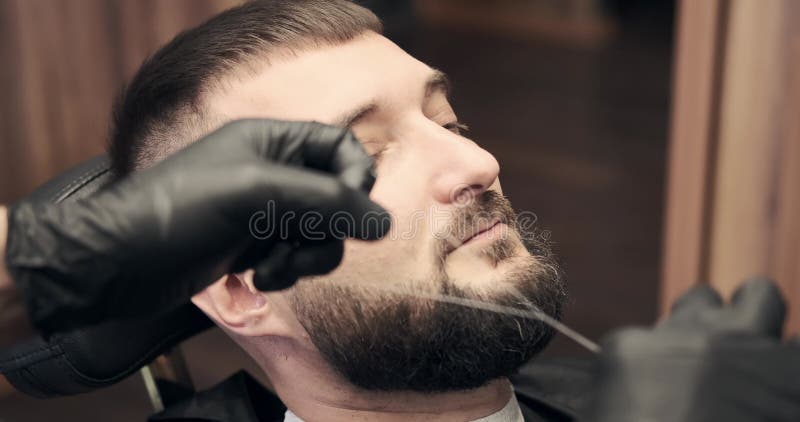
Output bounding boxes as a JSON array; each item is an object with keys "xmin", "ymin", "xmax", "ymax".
[{"xmin": 149, "ymin": 357, "xmax": 592, "ymax": 422}]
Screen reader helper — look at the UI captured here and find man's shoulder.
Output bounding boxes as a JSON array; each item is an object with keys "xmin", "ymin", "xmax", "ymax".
[{"xmin": 512, "ymin": 356, "xmax": 594, "ymax": 422}]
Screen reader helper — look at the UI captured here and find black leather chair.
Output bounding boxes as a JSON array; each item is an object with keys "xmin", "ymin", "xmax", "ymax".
[{"xmin": 0, "ymin": 156, "xmax": 212, "ymax": 408}]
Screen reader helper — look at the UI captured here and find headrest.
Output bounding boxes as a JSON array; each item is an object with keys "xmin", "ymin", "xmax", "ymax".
[
  {"xmin": 22, "ymin": 155, "xmax": 113, "ymax": 204},
  {"xmin": 0, "ymin": 156, "xmax": 212, "ymax": 397}
]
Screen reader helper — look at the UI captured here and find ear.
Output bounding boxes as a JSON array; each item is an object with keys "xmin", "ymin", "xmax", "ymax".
[{"xmin": 191, "ymin": 273, "xmax": 273, "ymax": 337}]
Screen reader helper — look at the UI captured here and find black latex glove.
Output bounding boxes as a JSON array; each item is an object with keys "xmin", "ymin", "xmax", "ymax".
[
  {"xmin": 584, "ymin": 278, "xmax": 800, "ymax": 421},
  {"xmin": 5, "ymin": 119, "xmax": 390, "ymax": 334}
]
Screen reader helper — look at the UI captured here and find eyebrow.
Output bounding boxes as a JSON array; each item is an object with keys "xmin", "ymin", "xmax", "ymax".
[{"xmin": 334, "ymin": 69, "xmax": 451, "ymax": 128}]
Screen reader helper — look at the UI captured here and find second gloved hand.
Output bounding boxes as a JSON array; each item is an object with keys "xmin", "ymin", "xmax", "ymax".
[
  {"xmin": 5, "ymin": 119, "xmax": 390, "ymax": 334},
  {"xmin": 584, "ymin": 278, "xmax": 800, "ymax": 422}
]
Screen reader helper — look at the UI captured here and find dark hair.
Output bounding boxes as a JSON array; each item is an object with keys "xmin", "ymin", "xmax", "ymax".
[{"xmin": 108, "ymin": 0, "xmax": 382, "ymax": 176}]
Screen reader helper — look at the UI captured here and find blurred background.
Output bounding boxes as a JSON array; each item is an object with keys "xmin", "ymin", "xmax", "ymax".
[{"xmin": 1, "ymin": 0, "xmax": 798, "ymax": 420}]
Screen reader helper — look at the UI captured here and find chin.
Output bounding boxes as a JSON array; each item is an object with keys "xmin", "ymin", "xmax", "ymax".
[
  {"xmin": 290, "ymin": 213, "xmax": 566, "ymax": 393},
  {"xmin": 290, "ymin": 248, "xmax": 566, "ymax": 393}
]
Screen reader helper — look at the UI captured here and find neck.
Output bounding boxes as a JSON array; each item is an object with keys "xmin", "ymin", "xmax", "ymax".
[{"xmin": 249, "ymin": 337, "xmax": 513, "ymax": 422}]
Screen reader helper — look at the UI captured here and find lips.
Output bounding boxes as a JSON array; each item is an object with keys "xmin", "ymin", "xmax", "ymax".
[
  {"xmin": 462, "ymin": 220, "xmax": 501, "ymax": 244},
  {"xmin": 446, "ymin": 219, "xmax": 502, "ymax": 253}
]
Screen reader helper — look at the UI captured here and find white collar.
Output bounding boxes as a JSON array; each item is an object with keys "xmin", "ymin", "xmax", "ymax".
[{"xmin": 282, "ymin": 390, "xmax": 524, "ymax": 422}]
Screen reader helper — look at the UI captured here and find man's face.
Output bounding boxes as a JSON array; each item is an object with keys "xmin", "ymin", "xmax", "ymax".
[{"xmin": 206, "ymin": 32, "xmax": 565, "ymax": 391}]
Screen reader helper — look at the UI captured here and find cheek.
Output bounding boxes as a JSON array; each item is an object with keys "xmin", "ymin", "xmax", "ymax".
[
  {"xmin": 339, "ymin": 147, "xmax": 440, "ymax": 276},
  {"xmin": 320, "ymin": 207, "xmax": 437, "ymax": 284},
  {"xmin": 368, "ymin": 146, "xmax": 432, "ymax": 218},
  {"xmin": 368, "ymin": 176, "xmax": 433, "ymax": 256},
  {"xmin": 319, "ymin": 237, "xmax": 421, "ymax": 285}
]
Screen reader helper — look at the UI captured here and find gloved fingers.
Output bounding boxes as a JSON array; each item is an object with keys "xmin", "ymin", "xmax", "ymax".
[
  {"xmin": 668, "ymin": 284, "xmax": 722, "ymax": 324},
  {"xmin": 288, "ymin": 122, "xmax": 376, "ymax": 193},
  {"xmin": 230, "ymin": 165, "xmax": 388, "ymax": 273},
  {"xmin": 326, "ymin": 130, "xmax": 377, "ymax": 193},
  {"xmin": 252, "ymin": 242, "xmax": 297, "ymax": 291},
  {"xmin": 730, "ymin": 277, "xmax": 785, "ymax": 338},
  {"xmin": 224, "ymin": 119, "xmax": 377, "ymax": 193},
  {"xmin": 283, "ymin": 239, "xmax": 345, "ymax": 278},
  {"xmin": 251, "ymin": 239, "xmax": 345, "ymax": 291},
  {"xmin": 598, "ymin": 327, "xmax": 653, "ymax": 355},
  {"xmin": 271, "ymin": 120, "xmax": 375, "ymax": 193},
  {"xmin": 264, "ymin": 164, "xmax": 390, "ymax": 241}
]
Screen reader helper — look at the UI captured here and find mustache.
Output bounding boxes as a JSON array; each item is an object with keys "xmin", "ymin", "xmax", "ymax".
[{"xmin": 436, "ymin": 190, "xmax": 518, "ymax": 257}]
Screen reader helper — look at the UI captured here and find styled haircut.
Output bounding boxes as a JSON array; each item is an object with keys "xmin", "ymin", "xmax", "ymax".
[{"xmin": 108, "ymin": 0, "xmax": 382, "ymax": 176}]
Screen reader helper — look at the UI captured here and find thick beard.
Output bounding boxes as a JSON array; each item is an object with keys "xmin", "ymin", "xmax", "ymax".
[{"xmin": 290, "ymin": 193, "xmax": 566, "ymax": 393}]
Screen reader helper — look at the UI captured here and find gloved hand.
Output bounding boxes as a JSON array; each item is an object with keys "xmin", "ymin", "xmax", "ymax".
[
  {"xmin": 4, "ymin": 119, "xmax": 390, "ymax": 334},
  {"xmin": 584, "ymin": 278, "xmax": 800, "ymax": 422}
]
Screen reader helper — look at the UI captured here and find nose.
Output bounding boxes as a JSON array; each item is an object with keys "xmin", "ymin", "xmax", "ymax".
[{"xmin": 429, "ymin": 133, "xmax": 500, "ymax": 205}]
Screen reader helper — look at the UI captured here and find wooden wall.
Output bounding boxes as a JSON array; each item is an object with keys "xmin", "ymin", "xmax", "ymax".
[
  {"xmin": 662, "ymin": 0, "xmax": 800, "ymax": 333},
  {"xmin": 413, "ymin": 0, "xmax": 616, "ymax": 48},
  {"xmin": 0, "ymin": 0, "xmax": 239, "ymax": 204}
]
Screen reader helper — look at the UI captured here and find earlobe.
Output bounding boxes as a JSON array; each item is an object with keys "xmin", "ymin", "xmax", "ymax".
[{"xmin": 194, "ymin": 273, "xmax": 272, "ymax": 336}]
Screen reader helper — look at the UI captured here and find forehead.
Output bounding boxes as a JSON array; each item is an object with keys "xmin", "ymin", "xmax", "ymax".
[{"xmin": 206, "ymin": 32, "xmax": 433, "ymax": 123}]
